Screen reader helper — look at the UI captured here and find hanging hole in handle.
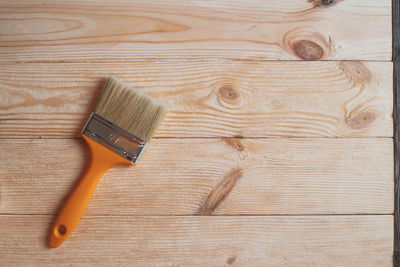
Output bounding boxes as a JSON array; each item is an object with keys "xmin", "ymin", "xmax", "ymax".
[{"xmin": 56, "ymin": 224, "xmax": 67, "ymax": 237}]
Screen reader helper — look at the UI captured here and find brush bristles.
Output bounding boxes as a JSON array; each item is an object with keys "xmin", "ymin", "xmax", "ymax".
[{"xmin": 94, "ymin": 77, "xmax": 168, "ymax": 142}]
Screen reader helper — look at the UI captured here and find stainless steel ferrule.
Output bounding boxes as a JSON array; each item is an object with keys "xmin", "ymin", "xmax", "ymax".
[{"xmin": 81, "ymin": 113, "xmax": 146, "ymax": 164}]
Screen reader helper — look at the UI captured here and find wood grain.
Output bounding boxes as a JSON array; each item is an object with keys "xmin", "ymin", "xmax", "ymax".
[
  {"xmin": 0, "ymin": 138, "xmax": 393, "ymax": 215},
  {"xmin": 0, "ymin": 0, "xmax": 394, "ymax": 264},
  {"xmin": 0, "ymin": 61, "xmax": 393, "ymax": 138},
  {"xmin": 0, "ymin": 215, "xmax": 393, "ymax": 266},
  {"xmin": 0, "ymin": 0, "xmax": 391, "ymax": 62}
]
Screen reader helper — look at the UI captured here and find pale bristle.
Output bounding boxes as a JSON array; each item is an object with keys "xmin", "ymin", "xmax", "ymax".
[{"xmin": 94, "ymin": 77, "xmax": 168, "ymax": 142}]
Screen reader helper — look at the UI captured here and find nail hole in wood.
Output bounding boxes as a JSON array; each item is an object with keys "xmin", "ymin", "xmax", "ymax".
[{"xmin": 58, "ymin": 225, "xmax": 67, "ymax": 236}]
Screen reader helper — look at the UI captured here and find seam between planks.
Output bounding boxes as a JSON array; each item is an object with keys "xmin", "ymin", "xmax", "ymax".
[
  {"xmin": 0, "ymin": 137, "xmax": 395, "ymax": 140},
  {"xmin": 0, "ymin": 214, "xmax": 394, "ymax": 217},
  {"xmin": 393, "ymin": 0, "xmax": 400, "ymax": 264},
  {"xmin": 0, "ymin": 59, "xmax": 395, "ymax": 64}
]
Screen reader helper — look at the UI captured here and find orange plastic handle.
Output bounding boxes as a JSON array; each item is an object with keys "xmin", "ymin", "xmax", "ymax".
[{"xmin": 49, "ymin": 134, "xmax": 134, "ymax": 248}]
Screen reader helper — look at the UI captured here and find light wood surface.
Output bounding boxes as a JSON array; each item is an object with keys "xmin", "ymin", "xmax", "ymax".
[
  {"xmin": 0, "ymin": 0, "xmax": 391, "ymax": 62},
  {"xmin": 0, "ymin": 138, "xmax": 393, "ymax": 215},
  {"xmin": 0, "ymin": 0, "xmax": 394, "ymax": 265},
  {"xmin": 0, "ymin": 61, "xmax": 393, "ymax": 138},
  {"xmin": 0, "ymin": 215, "xmax": 393, "ymax": 266}
]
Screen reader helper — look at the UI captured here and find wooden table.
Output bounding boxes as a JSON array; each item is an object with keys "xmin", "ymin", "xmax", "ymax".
[{"xmin": 0, "ymin": 0, "xmax": 396, "ymax": 265}]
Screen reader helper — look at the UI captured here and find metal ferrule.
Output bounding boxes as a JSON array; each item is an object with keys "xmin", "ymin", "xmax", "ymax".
[{"xmin": 81, "ymin": 113, "xmax": 146, "ymax": 164}]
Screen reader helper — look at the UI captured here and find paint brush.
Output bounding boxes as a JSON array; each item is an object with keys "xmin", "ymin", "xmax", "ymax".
[{"xmin": 49, "ymin": 77, "xmax": 168, "ymax": 248}]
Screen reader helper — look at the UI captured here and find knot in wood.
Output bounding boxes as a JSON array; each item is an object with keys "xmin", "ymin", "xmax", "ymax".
[
  {"xmin": 309, "ymin": 0, "xmax": 338, "ymax": 7},
  {"xmin": 321, "ymin": 0, "xmax": 334, "ymax": 5},
  {"xmin": 283, "ymin": 27, "xmax": 330, "ymax": 60},
  {"xmin": 218, "ymin": 85, "xmax": 241, "ymax": 104},
  {"xmin": 339, "ymin": 62, "xmax": 371, "ymax": 84},
  {"xmin": 346, "ymin": 111, "xmax": 377, "ymax": 130},
  {"xmin": 198, "ymin": 167, "xmax": 243, "ymax": 215},
  {"xmin": 292, "ymin": 40, "xmax": 324, "ymax": 60},
  {"xmin": 222, "ymin": 137, "xmax": 245, "ymax": 152},
  {"xmin": 227, "ymin": 256, "xmax": 237, "ymax": 265}
]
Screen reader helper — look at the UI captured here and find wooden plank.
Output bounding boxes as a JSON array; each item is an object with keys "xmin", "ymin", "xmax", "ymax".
[
  {"xmin": 0, "ymin": 0, "xmax": 391, "ymax": 62},
  {"xmin": 0, "ymin": 138, "xmax": 393, "ymax": 215},
  {"xmin": 0, "ymin": 61, "xmax": 393, "ymax": 138},
  {"xmin": 0, "ymin": 215, "xmax": 393, "ymax": 266}
]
